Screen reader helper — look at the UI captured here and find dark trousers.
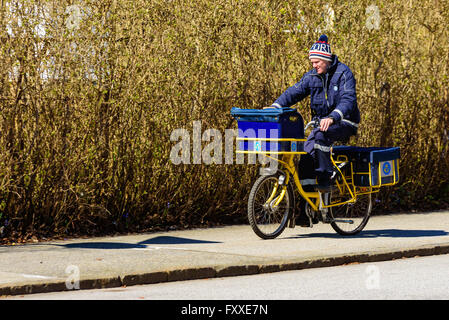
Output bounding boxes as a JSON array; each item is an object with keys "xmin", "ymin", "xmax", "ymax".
[{"xmin": 304, "ymin": 122, "xmax": 355, "ymax": 178}]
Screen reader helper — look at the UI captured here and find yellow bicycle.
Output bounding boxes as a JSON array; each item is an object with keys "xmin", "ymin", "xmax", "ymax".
[{"xmin": 231, "ymin": 107, "xmax": 400, "ymax": 239}]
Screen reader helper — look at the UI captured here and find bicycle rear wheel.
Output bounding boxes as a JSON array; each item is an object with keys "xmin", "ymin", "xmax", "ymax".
[
  {"xmin": 329, "ymin": 192, "xmax": 371, "ymax": 236},
  {"xmin": 247, "ymin": 172, "xmax": 293, "ymax": 239}
]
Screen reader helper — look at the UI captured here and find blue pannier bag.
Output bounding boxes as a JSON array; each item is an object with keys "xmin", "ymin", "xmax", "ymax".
[
  {"xmin": 230, "ymin": 107, "xmax": 304, "ymax": 153},
  {"xmin": 332, "ymin": 146, "xmax": 400, "ymax": 187}
]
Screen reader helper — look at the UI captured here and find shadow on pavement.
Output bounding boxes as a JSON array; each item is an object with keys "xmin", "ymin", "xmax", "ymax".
[
  {"xmin": 138, "ymin": 236, "xmax": 220, "ymax": 245},
  {"xmin": 288, "ymin": 229, "xmax": 449, "ymax": 239},
  {"xmin": 57, "ymin": 236, "xmax": 221, "ymax": 250}
]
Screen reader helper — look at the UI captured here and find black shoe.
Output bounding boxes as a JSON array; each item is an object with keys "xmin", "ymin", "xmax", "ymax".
[{"xmin": 296, "ymin": 213, "xmax": 311, "ymax": 227}]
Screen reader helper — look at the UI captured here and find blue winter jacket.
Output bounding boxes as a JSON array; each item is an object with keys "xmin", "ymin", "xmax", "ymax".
[{"xmin": 271, "ymin": 55, "xmax": 360, "ymax": 130}]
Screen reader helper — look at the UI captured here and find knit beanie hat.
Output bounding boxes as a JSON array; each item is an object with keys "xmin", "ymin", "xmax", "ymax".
[{"xmin": 309, "ymin": 34, "xmax": 332, "ymax": 62}]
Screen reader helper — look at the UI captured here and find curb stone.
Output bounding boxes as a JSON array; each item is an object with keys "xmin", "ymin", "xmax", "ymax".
[{"xmin": 2, "ymin": 242, "xmax": 449, "ymax": 296}]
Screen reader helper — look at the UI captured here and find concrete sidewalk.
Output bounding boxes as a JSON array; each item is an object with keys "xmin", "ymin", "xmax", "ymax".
[{"xmin": 1, "ymin": 210, "xmax": 449, "ymax": 296}]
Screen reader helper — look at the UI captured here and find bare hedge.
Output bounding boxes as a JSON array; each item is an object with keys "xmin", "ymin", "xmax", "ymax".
[{"xmin": 0, "ymin": 0, "xmax": 448, "ymax": 240}]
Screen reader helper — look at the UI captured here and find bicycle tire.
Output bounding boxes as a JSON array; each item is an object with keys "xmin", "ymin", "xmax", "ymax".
[
  {"xmin": 329, "ymin": 192, "xmax": 371, "ymax": 236},
  {"xmin": 247, "ymin": 172, "xmax": 293, "ymax": 240}
]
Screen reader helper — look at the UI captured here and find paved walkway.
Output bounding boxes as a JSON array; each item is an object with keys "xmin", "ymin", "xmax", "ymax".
[{"xmin": 1, "ymin": 210, "xmax": 449, "ymax": 296}]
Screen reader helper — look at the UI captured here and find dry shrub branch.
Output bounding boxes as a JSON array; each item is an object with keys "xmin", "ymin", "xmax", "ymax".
[{"xmin": 0, "ymin": 0, "xmax": 448, "ymax": 241}]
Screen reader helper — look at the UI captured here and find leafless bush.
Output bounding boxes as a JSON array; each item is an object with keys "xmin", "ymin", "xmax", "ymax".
[{"xmin": 0, "ymin": 0, "xmax": 448, "ymax": 240}]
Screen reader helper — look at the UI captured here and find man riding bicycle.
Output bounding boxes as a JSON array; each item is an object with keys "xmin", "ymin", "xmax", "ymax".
[{"xmin": 269, "ymin": 34, "xmax": 360, "ymax": 192}]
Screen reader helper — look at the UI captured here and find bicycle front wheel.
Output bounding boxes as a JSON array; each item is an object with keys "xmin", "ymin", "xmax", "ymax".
[
  {"xmin": 247, "ymin": 172, "xmax": 293, "ymax": 240},
  {"xmin": 329, "ymin": 192, "xmax": 372, "ymax": 236}
]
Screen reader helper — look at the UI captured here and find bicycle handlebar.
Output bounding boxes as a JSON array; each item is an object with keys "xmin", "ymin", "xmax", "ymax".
[{"xmin": 304, "ymin": 118, "xmax": 320, "ymax": 132}]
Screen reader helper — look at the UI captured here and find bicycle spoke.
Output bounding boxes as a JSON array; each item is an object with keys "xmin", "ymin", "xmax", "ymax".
[{"xmin": 330, "ymin": 192, "xmax": 371, "ymax": 235}]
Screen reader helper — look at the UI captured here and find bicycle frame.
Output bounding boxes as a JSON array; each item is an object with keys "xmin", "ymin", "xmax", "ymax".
[{"xmin": 236, "ymin": 137, "xmax": 380, "ymax": 212}]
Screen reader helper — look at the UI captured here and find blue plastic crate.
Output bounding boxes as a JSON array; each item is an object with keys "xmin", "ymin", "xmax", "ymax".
[{"xmin": 230, "ymin": 107, "xmax": 305, "ymax": 153}]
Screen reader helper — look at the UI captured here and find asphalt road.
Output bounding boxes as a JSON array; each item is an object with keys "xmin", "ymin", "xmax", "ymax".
[{"xmin": 8, "ymin": 253, "xmax": 449, "ymax": 300}]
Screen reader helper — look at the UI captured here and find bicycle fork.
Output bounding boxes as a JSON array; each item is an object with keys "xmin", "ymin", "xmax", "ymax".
[
  {"xmin": 262, "ymin": 171, "xmax": 298, "ymax": 228},
  {"xmin": 264, "ymin": 174, "xmax": 287, "ymax": 208}
]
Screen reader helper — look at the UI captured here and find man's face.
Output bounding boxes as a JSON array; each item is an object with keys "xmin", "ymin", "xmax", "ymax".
[{"xmin": 310, "ymin": 58, "xmax": 330, "ymax": 74}]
